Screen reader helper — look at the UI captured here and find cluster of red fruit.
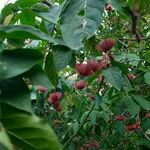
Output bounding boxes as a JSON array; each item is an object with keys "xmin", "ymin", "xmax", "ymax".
[
  {"xmin": 37, "ymin": 86, "xmax": 63, "ymax": 112},
  {"xmin": 48, "ymin": 92, "xmax": 62, "ymax": 111},
  {"xmin": 74, "ymin": 38, "xmax": 116, "ymax": 90},
  {"xmin": 115, "ymin": 114, "xmax": 150, "ymax": 132},
  {"xmin": 79, "ymin": 141, "xmax": 100, "ymax": 150}
]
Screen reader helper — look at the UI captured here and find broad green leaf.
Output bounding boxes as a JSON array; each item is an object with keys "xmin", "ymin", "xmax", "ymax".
[
  {"xmin": 132, "ymin": 95, "xmax": 150, "ymax": 110},
  {"xmin": 124, "ymin": 95, "xmax": 140, "ymax": 116},
  {"xmin": 102, "ymin": 67, "xmax": 123, "ymax": 91},
  {"xmin": 136, "ymin": 139, "xmax": 150, "ymax": 149},
  {"xmin": 0, "ymin": 49, "xmax": 43, "ymax": 80},
  {"xmin": 122, "ymin": 74, "xmax": 132, "ymax": 91},
  {"xmin": 53, "ymin": 46, "xmax": 72, "ymax": 71},
  {"xmin": 61, "ymin": 0, "xmax": 105, "ymax": 50},
  {"xmin": 24, "ymin": 65, "xmax": 54, "ymax": 88},
  {"xmin": 114, "ymin": 121, "xmax": 124, "ymax": 134},
  {"xmin": 72, "ymin": 122, "xmax": 79, "ymax": 134},
  {"xmin": 0, "ymin": 25, "xmax": 55, "ymax": 43},
  {"xmin": 0, "ymin": 41, "xmax": 4, "ymax": 52},
  {"xmin": 20, "ymin": 9, "xmax": 36, "ymax": 25},
  {"xmin": 144, "ymin": 72, "xmax": 150, "ymax": 86},
  {"xmin": 115, "ymin": 53, "xmax": 140, "ymax": 67},
  {"xmin": 110, "ymin": 0, "xmax": 124, "ymax": 11},
  {"xmin": 33, "ymin": 0, "xmax": 68, "ymax": 24},
  {"xmin": 15, "ymin": 0, "xmax": 41, "ymax": 8},
  {"xmin": 0, "ymin": 124, "xmax": 13, "ymax": 150},
  {"xmin": 0, "ymin": 103, "xmax": 62, "ymax": 150},
  {"xmin": 44, "ymin": 52, "xmax": 58, "ymax": 87},
  {"xmin": 144, "ymin": 50, "xmax": 150, "ymax": 62},
  {"xmin": 0, "ymin": 77, "xmax": 32, "ymax": 113}
]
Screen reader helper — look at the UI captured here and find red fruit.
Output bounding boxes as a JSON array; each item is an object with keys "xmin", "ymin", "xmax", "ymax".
[
  {"xmin": 48, "ymin": 92, "xmax": 62, "ymax": 103},
  {"xmin": 115, "ymin": 115, "xmax": 125, "ymax": 121},
  {"xmin": 83, "ymin": 143, "xmax": 91, "ymax": 148},
  {"xmin": 76, "ymin": 63, "xmax": 93, "ymax": 76},
  {"xmin": 128, "ymin": 74, "xmax": 136, "ymax": 80},
  {"xmin": 126, "ymin": 125, "xmax": 133, "ymax": 131},
  {"xmin": 90, "ymin": 141, "xmax": 100, "ymax": 148},
  {"xmin": 96, "ymin": 38, "xmax": 116, "ymax": 53},
  {"xmin": 145, "ymin": 113, "xmax": 150, "ymax": 118},
  {"xmin": 37, "ymin": 85, "xmax": 47, "ymax": 93},
  {"xmin": 87, "ymin": 60, "xmax": 102, "ymax": 72},
  {"xmin": 131, "ymin": 123, "xmax": 140, "ymax": 130},
  {"xmin": 74, "ymin": 80, "xmax": 87, "ymax": 90},
  {"xmin": 97, "ymin": 76, "xmax": 105, "ymax": 82},
  {"xmin": 55, "ymin": 104, "xmax": 62, "ymax": 112},
  {"xmin": 126, "ymin": 122, "xmax": 140, "ymax": 131},
  {"xmin": 105, "ymin": 4, "xmax": 113, "ymax": 11}
]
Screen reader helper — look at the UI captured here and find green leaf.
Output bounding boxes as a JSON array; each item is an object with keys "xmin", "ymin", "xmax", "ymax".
[
  {"xmin": 44, "ymin": 52, "xmax": 58, "ymax": 87},
  {"xmin": 0, "ymin": 49, "xmax": 43, "ymax": 80},
  {"xmin": 24, "ymin": 65, "xmax": 54, "ymax": 88},
  {"xmin": 61, "ymin": 0, "xmax": 105, "ymax": 50},
  {"xmin": 0, "ymin": 103, "xmax": 62, "ymax": 150},
  {"xmin": 53, "ymin": 46, "xmax": 72, "ymax": 71},
  {"xmin": 136, "ymin": 139, "xmax": 150, "ymax": 149},
  {"xmin": 20, "ymin": 9, "xmax": 36, "ymax": 25},
  {"xmin": 33, "ymin": 0, "xmax": 68, "ymax": 24},
  {"xmin": 115, "ymin": 53, "xmax": 140, "ymax": 67},
  {"xmin": 0, "ymin": 77, "xmax": 32, "ymax": 113},
  {"xmin": 0, "ymin": 124, "xmax": 13, "ymax": 150},
  {"xmin": 0, "ymin": 25, "xmax": 55, "ymax": 43},
  {"xmin": 124, "ymin": 95, "xmax": 140, "ymax": 116},
  {"xmin": 102, "ymin": 67, "xmax": 123, "ymax": 91},
  {"xmin": 132, "ymin": 95, "xmax": 150, "ymax": 110},
  {"xmin": 144, "ymin": 72, "xmax": 150, "ymax": 86},
  {"xmin": 15, "ymin": 0, "xmax": 41, "ymax": 8},
  {"xmin": 122, "ymin": 74, "xmax": 132, "ymax": 92}
]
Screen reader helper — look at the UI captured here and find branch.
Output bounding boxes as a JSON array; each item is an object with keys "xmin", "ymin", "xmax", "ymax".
[{"xmin": 63, "ymin": 102, "xmax": 95, "ymax": 148}]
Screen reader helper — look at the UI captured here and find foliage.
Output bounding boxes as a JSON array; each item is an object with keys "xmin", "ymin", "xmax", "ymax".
[{"xmin": 0, "ymin": 0, "xmax": 150, "ymax": 150}]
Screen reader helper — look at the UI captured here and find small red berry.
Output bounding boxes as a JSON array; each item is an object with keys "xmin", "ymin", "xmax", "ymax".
[
  {"xmin": 126, "ymin": 122, "xmax": 140, "ymax": 131},
  {"xmin": 74, "ymin": 80, "xmax": 87, "ymax": 90},
  {"xmin": 90, "ymin": 141, "xmax": 100, "ymax": 148},
  {"xmin": 76, "ymin": 63, "xmax": 93, "ymax": 76},
  {"xmin": 96, "ymin": 38, "xmax": 116, "ymax": 53},
  {"xmin": 48, "ymin": 92, "xmax": 62, "ymax": 103},
  {"xmin": 87, "ymin": 60, "xmax": 102, "ymax": 72},
  {"xmin": 105, "ymin": 4, "xmax": 113, "ymax": 11},
  {"xmin": 83, "ymin": 143, "xmax": 91, "ymax": 148},
  {"xmin": 128, "ymin": 74, "xmax": 136, "ymax": 80},
  {"xmin": 145, "ymin": 113, "xmax": 150, "ymax": 118},
  {"xmin": 115, "ymin": 115, "xmax": 125, "ymax": 121},
  {"xmin": 126, "ymin": 125, "xmax": 133, "ymax": 131},
  {"xmin": 37, "ymin": 86, "xmax": 47, "ymax": 93},
  {"xmin": 97, "ymin": 76, "xmax": 105, "ymax": 82}
]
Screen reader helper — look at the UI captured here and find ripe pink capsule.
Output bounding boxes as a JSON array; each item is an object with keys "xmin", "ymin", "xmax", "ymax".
[
  {"xmin": 48, "ymin": 92, "xmax": 62, "ymax": 103},
  {"xmin": 37, "ymin": 86, "xmax": 47, "ymax": 93},
  {"xmin": 74, "ymin": 80, "xmax": 87, "ymax": 90},
  {"xmin": 76, "ymin": 63, "xmax": 93, "ymax": 76},
  {"xmin": 96, "ymin": 38, "xmax": 116, "ymax": 53}
]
